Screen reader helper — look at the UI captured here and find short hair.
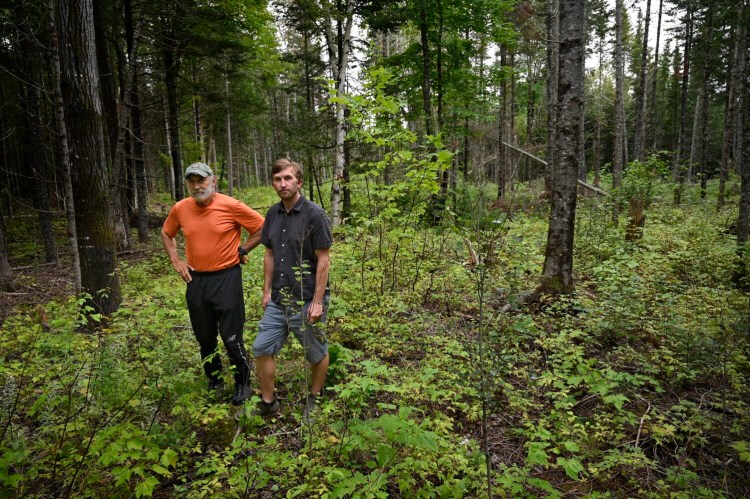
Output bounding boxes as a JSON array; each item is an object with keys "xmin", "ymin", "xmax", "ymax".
[{"xmin": 272, "ymin": 158, "xmax": 303, "ymax": 181}]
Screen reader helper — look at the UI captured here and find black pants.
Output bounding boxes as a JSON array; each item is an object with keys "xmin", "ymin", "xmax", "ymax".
[{"xmin": 186, "ymin": 265, "xmax": 250, "ymax": 385}]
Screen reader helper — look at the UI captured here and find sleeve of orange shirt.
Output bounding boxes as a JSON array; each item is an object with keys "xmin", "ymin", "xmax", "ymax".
[{"xmin": 235, "ymin": 201, "xmax": 264, "ymax": 237}]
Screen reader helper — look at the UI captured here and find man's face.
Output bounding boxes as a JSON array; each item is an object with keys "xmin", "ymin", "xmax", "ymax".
[
  {"xmin": 271, "ymin": 166, "xmax": 302, "ymax": 202},
  {"xmin": 186, "ymin": 175, "xmax": 216, "ymax": 205}
]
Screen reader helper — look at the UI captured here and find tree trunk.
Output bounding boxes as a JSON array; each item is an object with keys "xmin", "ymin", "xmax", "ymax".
[
  {"xmin": 545, "ymin": 0, "xmax": 559, "ymax": 193},
  {"xmin": 48, "ymin": 0, "xmax": 81, "ymax": 293},
  {"xmin": 720, "ymin": 3, "xmax": 745, "ymax": 209},
  {"xmin": 648, "ymin": 0, "xmax": 664, "ymax": 151},
  {"xmin": 225, "ymin": 75, "xmax": 234, "ymax": 197},
  {"xmin": 57, "ymin": 0, "xmax": 121, "ymax": 317},
  {"xmin": 0, "ymin": 221, "xmax": 10, "ymax": 290},
  {"xmin": 327, "ymin": 0, "xmax": 354, "ymax": 228},
  {"xmin": 498, "ymin": 47, "xmax": 508, "ymax": 199},
  {"xmin": 125, "ymin": 0, "xmax": 148, "ymax": 243},
  {"xmin": 17, "ymin": 16, "xmax": 57, "ymax": 263},
  {"xmin": 539, "ymin": 0, "xmax": 584, "ymax": 295},
  {"xmin": 633, "ymin": 0, "xmax": 651, "ymax": 161},
  {"xmin": 613, "ymin": 0, "xmax": 625, "ymax": 225},
  {"xmin": 163, "ymin": 43, "xmax": 184, "ymax": 201},
  {"xmin": 673, "ymin": 6, "xmax": 692, "ymax": 206}
]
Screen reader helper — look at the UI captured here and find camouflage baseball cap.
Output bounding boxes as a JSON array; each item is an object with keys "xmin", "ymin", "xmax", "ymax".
[{"xmin": 184, "ymin": 162, "xmax": 213, "ymax": 178}]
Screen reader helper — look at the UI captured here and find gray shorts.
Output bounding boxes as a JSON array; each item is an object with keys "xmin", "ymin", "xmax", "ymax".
[{"xmin": 252, "ymin": 296, "xmax": 329, "ymax": 364}]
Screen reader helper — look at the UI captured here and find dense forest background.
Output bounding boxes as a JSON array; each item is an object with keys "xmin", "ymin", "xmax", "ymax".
[{"xmin": 1, "ymin": 0, "xmax": 749, "ymax": 497}]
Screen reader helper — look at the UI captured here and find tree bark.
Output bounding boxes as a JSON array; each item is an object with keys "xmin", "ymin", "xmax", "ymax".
[
  {"xmin": 57, "ymin": 0, "xmax": 121, "ymax": 317},
  {"xmin": 48, "ymin": 0, "xmax": 81, "ymax": 293},
  {"xmin": 539, "ymin": 0, "xmax": 584, "ymax": 295},
  {"xmin": 720, "ymin": 2, "xmax": 745, "ymax": 209},
  {"xmin": 613, "ymin": 0, "xmax": 625, "ymax": 225},
  {"xmin": 545, "ymin": 0, "xmax": 559, "ymax": 193},
  {"xmin": 648, "ymin": 0, "xmax": 664, "ymax": 151},
  {"xmin": 125, "ymin": 0, "xmax": 148, "ymax": 242},
  {"xmin": 0, "ymin": 222, "xmax": 10, "ymax": 289},
  {"xmin": 633, "ymin": 0, "xmax": 651, "ymax": 161},
  {"xmin": 673, "ymin": 6, "xmax": 692, "ymax": 206},
  {"xmin": 327, "ymin": 0, "xmax": 354, "ymax": 228},
  {"xmin": 17, "ymin": 14, "xmax": 57, "ymax": 263},
  {"xmin": 163, "ymin": 35, "xmax": 184, "ymax": 200}
]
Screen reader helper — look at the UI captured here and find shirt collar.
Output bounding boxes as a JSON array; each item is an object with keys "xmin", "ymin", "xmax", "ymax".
[{"xmin": 277, "ymin": 194, "xmax": 305, "ymax": 213}]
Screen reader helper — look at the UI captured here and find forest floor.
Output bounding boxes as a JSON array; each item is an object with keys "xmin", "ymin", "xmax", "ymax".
[{"xmin": 2, "ymin": 181, "xmax": 750, "ymax": 497}]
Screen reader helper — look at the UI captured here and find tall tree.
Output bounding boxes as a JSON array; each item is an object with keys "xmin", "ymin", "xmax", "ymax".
[
  {"xmin": 612, "ymin": 0, "xmax": 625, "ymax": 225},
  {"xmin": 632, "ymin": 0, "xmax": 651, "ymax": 161},
  {"xmin": 539, "ymin": 0, "xmax": 585, "ymax": 295},
  {"xmin": 545, "ymin": 0, "xmax": 559, "ymax": 193},
  {"xmin": 326, "ymin": 0, "xmax": 355, "ymax": 228},
  {"xmin": 672, "ymin": 3, "xmax": 693, "ymax": 205},
  {"xmin": 47, "ymin": 0, "xmax": 81, "ymax": 292},
  {"xmin": 56, "ymin": 0, "xmax": 121, "ymax": 316}
]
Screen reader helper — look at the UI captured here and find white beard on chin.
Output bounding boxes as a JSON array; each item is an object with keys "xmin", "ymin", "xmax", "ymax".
[{"xmin": 191, "ymin": 183, "xmax": 215, "ymax": 205}]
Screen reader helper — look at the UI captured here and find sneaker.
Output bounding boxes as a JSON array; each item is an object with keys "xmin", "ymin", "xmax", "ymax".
[
  {"xmin": 302, "ymin": 393, "xmax": 320, "ymax": 422},
  {"xmin": 254, "ymin": 397, "xmax": 280, "ymax": 417},
  {"xmin": 231, "ymin": 383, "xmax": 251, "ymax": 405}
]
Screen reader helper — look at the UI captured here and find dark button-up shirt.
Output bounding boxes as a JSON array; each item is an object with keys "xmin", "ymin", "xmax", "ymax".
[{"xmin": 261, "ymin": 195, "xmax": 332, "ymax": 304}]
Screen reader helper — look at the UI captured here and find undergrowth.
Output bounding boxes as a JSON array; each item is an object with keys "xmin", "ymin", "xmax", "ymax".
[{"xmin": 1, "ymin": 179, "xmax": 749, "ymax": 497}]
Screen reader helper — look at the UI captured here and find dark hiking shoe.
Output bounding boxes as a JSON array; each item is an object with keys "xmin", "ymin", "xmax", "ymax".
[
  {"xmin": 302, "ymin": 393, "xmax": 320, "ymax": 422},
  {"xmin": 254, "ymin": 397, "xmax": 280, "ymax": 417},
  {"xmin": 208, "ymin": 379, "xmax": 225, "ymax": 398},
  {"xmin": 231, "ymin": 383, "xmax": 251, "ymax": 405}
]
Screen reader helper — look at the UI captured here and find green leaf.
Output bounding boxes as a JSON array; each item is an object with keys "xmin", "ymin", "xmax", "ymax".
[
  {"xmin": 557, "ymin": 457, "xmax": 584, "ymax": 480},
  {"xmin": 731, "ymin": 441, "xmax": 750, "ymax": 463},
  {"xmin": 527, "ymin": 442, "xmax": 550, "ymax": 466},
  {"xmin": 376, "ymin": 445, "xmax": 397, "ymax": 467},
  {"xmin": 161, "ymin": 448, "xmax": 178, "ymax": 468},
  {"xmin": 603, "ymin": 394, "xmax": 629, "ymax": 410},
  {"xmin": 135, "ymin": 476, "xmax": 159, "ymax": 498}
]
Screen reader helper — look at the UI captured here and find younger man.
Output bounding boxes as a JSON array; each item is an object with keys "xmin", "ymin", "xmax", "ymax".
[{"xmin": 253, "ymin": 159, "xmax": 332, "ymax": 418}]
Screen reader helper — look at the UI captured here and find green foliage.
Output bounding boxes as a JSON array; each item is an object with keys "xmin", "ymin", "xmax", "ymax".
[{"xmin": 1, "ymin": 179, "xmax": 749, "ymax": 497}]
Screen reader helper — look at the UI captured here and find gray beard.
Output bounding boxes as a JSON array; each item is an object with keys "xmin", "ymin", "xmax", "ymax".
[{"xmin": 191, "ymin": 185, "xmax": 215, "ymax": 205}]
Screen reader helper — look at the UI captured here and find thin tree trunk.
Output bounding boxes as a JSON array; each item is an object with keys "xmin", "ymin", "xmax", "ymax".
[
  {"xmin": 648, "ymin": 0, "xmax": 664, "ymax": 151},
  {"xmin": 18, "ymin": 35, "xmax": 57, "ymax": 263},
  {"xmin": 498, "ymin": 47, "xmax": 508, "ymax": 199},
  {"xmin": 539, "ymin": 0, "xmax": 584, "ymax": 295},
  {"xmin": 545, "ymin": 0, "xmax": 559, "ymax": 193},
  {"xmin": 633, "ymin": 0, "xmax": 651, "ymax": 161},
  {"xmin": 0, "ymin": 222, "xmax": 10, "ymax": 289},
  {"xmin": 613, "ymin": 0, "xmax": 625, "ymax": 225},
  {"xmin": 163, "ymin": 42, "xmax": 184, "ymax": 200},
  {"xmin": 47, "ymin": 0, "xmax": 81, "ymax": 292},
  {"xmin": 226, "ymin": 75, "xmax": 234, "ymax": 196},
  {"xmin": 327, "ymin": 0, "xmax": 354, "ymax": 227},
  {"xmin": 125, "ymin": 0, "xmax": 148, "ymax": 243},
  {"xmin": 673, "ymin": 6, "xmax": 693, "ymax": 206},
  {"xmin": 720, "ymin": 3, "xmax": 745, "ymax": 209}
]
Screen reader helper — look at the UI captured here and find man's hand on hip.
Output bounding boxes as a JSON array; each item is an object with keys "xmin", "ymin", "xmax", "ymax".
[{"xmin": 172, "ymin": 259, "xmax": 193, "ymax": 283}]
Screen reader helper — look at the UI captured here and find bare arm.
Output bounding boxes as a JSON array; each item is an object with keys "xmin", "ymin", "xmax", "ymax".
[
  {"xmin": 161, "ymin": 228, "xmax": 193, "ymax": 283},
  {"xmin": 306, "ymin": 247, "xmax": 330, "ymax": 324},
  {"xmin": 262, "ymin": 247, "xmax": 274, "ymax": 309},
  {"xmin": 239, "ymin": 226, "xmax": 263, "ymax": 264}
]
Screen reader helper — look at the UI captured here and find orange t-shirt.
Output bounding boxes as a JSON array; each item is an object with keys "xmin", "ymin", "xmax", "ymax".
[{"xmin": 163, "ymin": 193, "xmax": 264, "ymax": 272}]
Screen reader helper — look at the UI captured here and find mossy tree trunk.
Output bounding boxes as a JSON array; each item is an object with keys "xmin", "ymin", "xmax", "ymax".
[{"xmin": 57, "ymin": 0, "xmax": 121, "ymax": 318}]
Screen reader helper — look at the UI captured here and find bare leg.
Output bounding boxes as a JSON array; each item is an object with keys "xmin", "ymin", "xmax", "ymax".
[
  {"xmin": 256, "ymin": 355, "xmax": 276, "ymax": 402},
  {"xmin": 310, "ymin": 354, "xmax": 329, "ymax": 395}
]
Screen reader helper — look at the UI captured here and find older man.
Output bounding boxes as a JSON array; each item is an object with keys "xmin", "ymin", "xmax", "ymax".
[{"xmin": 161, "ymin": 162, "xmax": 264, "ymax": 405}]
